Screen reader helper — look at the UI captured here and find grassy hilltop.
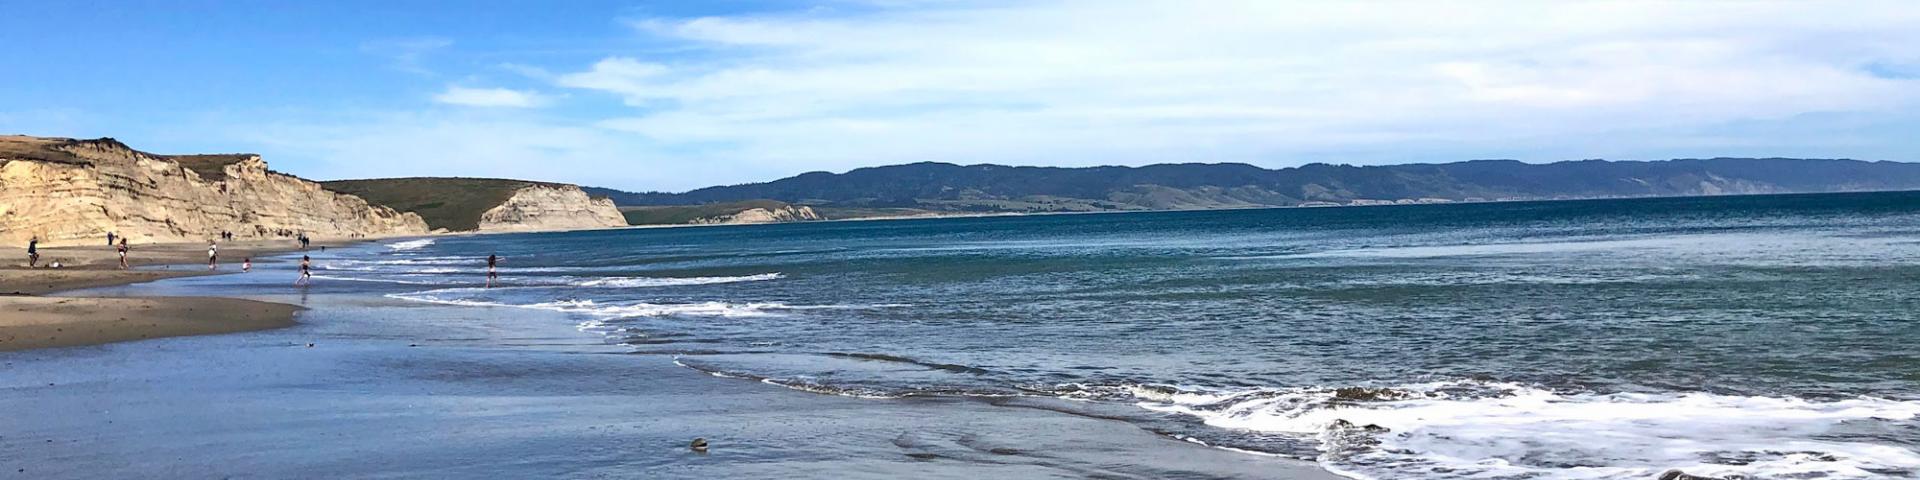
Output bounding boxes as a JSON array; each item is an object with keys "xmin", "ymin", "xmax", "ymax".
[{"xmin": 322, "ymin": 177, "xmax": 561, "ymax": 231}]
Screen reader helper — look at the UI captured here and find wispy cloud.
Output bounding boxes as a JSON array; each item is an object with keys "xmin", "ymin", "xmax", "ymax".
[
  {"xmin": 433, "ymin": 86, "xmax": 550, "ymax": 108},
  {"xmin": 552, "ymin": 0, "xmax": 1920, "ymax": 175},
  {"xmin": 143, "ymin": 1, "xmax": 1920, "ymax": 192},
  {"xmin": 360, "ymin": 37, "xmax": 453, "ymax": 75}
]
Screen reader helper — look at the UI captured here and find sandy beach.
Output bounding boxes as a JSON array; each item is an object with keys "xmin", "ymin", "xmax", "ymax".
[
  {"xmin": 0, "ymin": 296, "xmax": 297, "ymax": 352},
  {"xmin": 0, "ymin": 239, "xmax": 325, "ymax": 351}
]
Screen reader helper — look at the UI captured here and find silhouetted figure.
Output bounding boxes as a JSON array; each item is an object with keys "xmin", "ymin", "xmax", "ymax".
[
  {"xmin": 295, "ymin": 255, "xmax": 312, "ymax": 286},
  {"xmin": 26, "ymin": 237, "xmax": 39, "ymax": 268},
  {"xmin": 486, "ymin": 254, "xmax": 501, "ymax": 288}
]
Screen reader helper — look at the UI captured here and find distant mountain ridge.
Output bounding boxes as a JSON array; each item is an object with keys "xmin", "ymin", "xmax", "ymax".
[{"xmin": 588, "ymin": 158, "xmax": 1920, "ymax": 213}]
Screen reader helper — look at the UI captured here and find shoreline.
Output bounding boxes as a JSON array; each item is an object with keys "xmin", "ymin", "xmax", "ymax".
[
  {"xmin": 0, "ymin": 257, "xmax": 1347, "ymax": 479},
  {"xmin": 0, "ymin": 239, "xmax": 342, "ymax": 351},
  {"xmin": 614, "ymin": 187, "xmax": 1920, "ymax": 230},
  {"xmin": 0, "ymin": 296, "xmax": 299, "ymax": 352}
]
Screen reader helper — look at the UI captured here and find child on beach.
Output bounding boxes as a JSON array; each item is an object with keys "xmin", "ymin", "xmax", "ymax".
[
  {"xmin": 243, "ymin": 257, "xmax": 252, "ymax": 272},
  {"xmin": 117, "ymin": 238, "xmax": 129, "ymax": 269},
  {"xmin": 207, "ymin": 241, "xmax": 219, "ymax": 270},
  {"xmin": 26, "ymin": 237, "xmax": 38, "ymax": 268},
  {"xmin": 295, "ymin": 255, "xmax": 312, "ymax": 286}
]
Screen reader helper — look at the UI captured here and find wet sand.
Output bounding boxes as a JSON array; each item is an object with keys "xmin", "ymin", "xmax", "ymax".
[
  {"xmin": 0, "ymin": 239, "xmax": 326, "ymax": 350},
  {"xmin": 0, "ymin": 296, "xmax": 298, "ymax": 352},
  {"xmin": 0, "ymin": 281, "xmax": 1343, "ymax": 478}
]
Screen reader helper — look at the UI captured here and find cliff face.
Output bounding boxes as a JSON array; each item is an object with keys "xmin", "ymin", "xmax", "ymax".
[
  {"xmin": 321, "ymin": 177, "xmax": 629, "ymax": 232},
  {"xmin": 475, "ymin": 184, "xmax": 628, "ymax": 232},
  {"xmin": 688, "ymin": 205, "xmax": 822, "ymax": 225},
  {"xmin": 0, "ymin": 135, "xmax": 428, "ymax": 247}
]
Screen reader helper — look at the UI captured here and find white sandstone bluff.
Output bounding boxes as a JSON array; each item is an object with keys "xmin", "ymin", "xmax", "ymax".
[
  {"xmin": 474, "ymin": 184, "xmax": 627, "ymax": 232},
  {"xmin": 689, "ymin": 205, "xmax": 823, "ymax": 225},
  {"xmin": 0, "ymin": 135, "xmax": 429, "ymax": 247}
]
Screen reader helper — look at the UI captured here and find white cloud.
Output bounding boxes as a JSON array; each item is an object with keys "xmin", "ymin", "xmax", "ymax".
[
  {"xmin": 549, "ymin": 0, "xmax": 1920, "ymax": 177},
  {"xmin": 432, "ymin": 86, "xmax": 550, "ymax": 108}
]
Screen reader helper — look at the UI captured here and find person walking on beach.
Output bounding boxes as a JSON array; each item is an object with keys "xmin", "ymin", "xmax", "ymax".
[
  {"xmin": 486, "ymin": 254, "xmax": 501, "ymax": 288},
  {"xmin": 107, "ymin": 232, "xmax": 115, "ymax": 246},
  {"xmin": 26, "ymin": 237, "xmax": 39, "ymax": 268},
  {"xmin": 242, "ymin": 257, "xmax": 252, "ymax": 273},
  {"xmin": 207, "ymin": 240, "xmax": 219, "ymax": 270},
  {"xmin": 117, "ymin": 238, "xmax": 129, "ymax": 269},
  {"xmin": 295, "ymin": 255, "xmax": 312, "ymax": 286}
]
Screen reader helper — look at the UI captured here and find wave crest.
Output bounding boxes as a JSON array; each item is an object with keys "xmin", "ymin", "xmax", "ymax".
[
  {"xmin": 1129, "ymin": 380, "xmax": 1920, "ymax": 480},
  {"xmin": 386, "ymin": 239, "xmax": 436, "ymax": 251}
]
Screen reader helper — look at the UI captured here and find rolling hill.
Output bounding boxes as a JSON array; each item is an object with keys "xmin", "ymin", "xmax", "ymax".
[{"xmin": 588, "ymin": 158, "xmax": 1920, "ymax": 213}]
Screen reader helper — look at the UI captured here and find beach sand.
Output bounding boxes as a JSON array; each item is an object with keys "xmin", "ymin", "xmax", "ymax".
[
  {"xmin": 0, "ymin": 275, "xmax": 1343, "ymax": 479},
  {"xmin": 0, "ymin": 296, "xmax": 298, "ymax": 352},
  {"xmin": 0, "ymin": 239, "xmax": 322, "ymax": 351}
]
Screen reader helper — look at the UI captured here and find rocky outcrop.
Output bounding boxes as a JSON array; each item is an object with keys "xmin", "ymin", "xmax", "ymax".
[
  {"xmin": 475, "ymin": 184, "xmax": 627, "ymax": 232},
  {"xmin": 689, "ymin": 205, "xmax": 822, "ymax": 225},
  {"xmin": 321, "ymin": 177, "xmax": 630, "ymax": 232},
  {"xmin": 0, "ymin": 135, "xmax": 428, "ymax": 247}
]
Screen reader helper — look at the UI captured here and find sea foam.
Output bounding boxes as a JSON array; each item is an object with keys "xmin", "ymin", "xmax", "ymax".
[
  {"xmin": 385, "ymin": 238, "xmax": 436, "ymax": 251},
  {"xmin": 1133, "ymin": 380, "xmax": 1920, "ymax": 479},
  {"xmin": 386, "ymin": 291, "xmax": 793, "ymax": 318}
]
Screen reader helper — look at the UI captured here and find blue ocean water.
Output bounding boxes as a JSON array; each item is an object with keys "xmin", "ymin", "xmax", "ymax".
[{"xmin": 318, "ymin": 192, "xmax": 1920, "ymax": 479}]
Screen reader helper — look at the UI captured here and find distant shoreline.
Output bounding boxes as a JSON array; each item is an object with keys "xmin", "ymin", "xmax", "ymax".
[{"xmin": 612, "ymin": 188, "xmax": 1920, "ymax": 229}]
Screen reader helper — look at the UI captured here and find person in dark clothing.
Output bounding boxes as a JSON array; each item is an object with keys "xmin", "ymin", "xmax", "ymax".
[
  {"xmin": 295, "ymin": 255, "xmax": 312, "ymax": 286},
  {"xmin": 107, "ymin": 232, "xmax": 115, "ymax": 246},
  {"xmin": 486, "ymin": 254, "xmax": 501, "ymax": 288},
  {"xmin": 27, "ymin": 237, "xmax": 39, "ymax": 268}
]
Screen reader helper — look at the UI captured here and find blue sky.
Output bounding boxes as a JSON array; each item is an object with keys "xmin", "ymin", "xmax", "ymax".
[{"xmin": 4, "ymin": 1, "xmax": 1920, "ymax": 192}]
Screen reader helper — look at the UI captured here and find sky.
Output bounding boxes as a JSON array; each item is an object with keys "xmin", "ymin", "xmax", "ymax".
[{"xmin": 3, "ymin": 0, "xmax": 1919, "ymax": 192}]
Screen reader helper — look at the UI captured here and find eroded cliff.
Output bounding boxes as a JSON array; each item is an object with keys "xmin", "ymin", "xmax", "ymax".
[
  {"xmin": 0, "ymin": 135, "xmax": 428, "ymax": 247},
  {"xmin": 687, "ymin": 205, "xmax": 822, "ymax": 225},
  {"xmin": 476, "ymin": 184, "xmax": 627, "ymax": 232},
  {"xmin": 322, "ymin": 177, "xmax": 626, "ymax": 232}
]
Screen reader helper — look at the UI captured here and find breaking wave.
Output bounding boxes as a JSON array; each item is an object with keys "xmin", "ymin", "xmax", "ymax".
[
  {"xmin": 1126, "ymin": 380, "xmax": 1920, "ymax": 480},
  {"xmin": 386, "ymin": 238, "xmax": 436, "ymax": 251},
  {"xmin": 385, "ymin": 291, "xmax": 793, "ymax": 318}
]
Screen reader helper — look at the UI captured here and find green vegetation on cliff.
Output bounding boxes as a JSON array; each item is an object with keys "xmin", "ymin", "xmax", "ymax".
[{"xmin": 323, "ymin": 177, "xmax": 556, "ymax": 231}]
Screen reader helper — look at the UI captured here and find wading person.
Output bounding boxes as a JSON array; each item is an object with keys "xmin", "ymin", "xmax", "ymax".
[
  {"xmin": 486, "ymin": 254, "xmax": 501, "ymax": 288},
  {"xmin": 295, "ymin": 255, "xmax": 312, "ymax": 286}
]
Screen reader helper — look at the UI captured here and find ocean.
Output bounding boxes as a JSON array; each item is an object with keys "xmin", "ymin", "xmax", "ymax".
[{"xmin": 308, "ymin": 191, "xmax": 1920, "ymax": 479}]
